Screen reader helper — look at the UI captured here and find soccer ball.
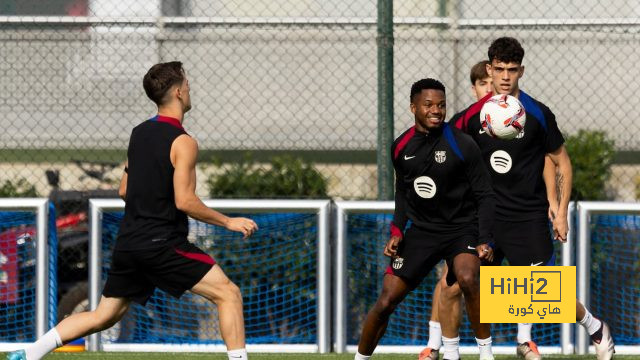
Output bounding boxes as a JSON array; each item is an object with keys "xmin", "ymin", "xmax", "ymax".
[{"xmin": 479, "ymin": 94, "xmax": 526, "ymax": 140}]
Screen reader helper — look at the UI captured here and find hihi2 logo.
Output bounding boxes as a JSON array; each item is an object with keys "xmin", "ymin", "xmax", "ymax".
[{"xmin": 480, "ymin": 266, "xmax": 575, "ymax": 323}]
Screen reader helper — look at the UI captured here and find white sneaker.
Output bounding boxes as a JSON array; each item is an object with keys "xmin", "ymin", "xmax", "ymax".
[{"xmin": 593, "ymin": 321, "xmax": 615, "ymax": 360}]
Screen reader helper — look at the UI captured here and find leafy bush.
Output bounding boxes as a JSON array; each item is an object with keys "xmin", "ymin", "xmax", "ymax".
[
  {"xmin": 207, "ymin": 154, "xmax": 328, "ymax": 198},
  {"xmin": 564, "ymin": 130, "xmax": 615, "ymax": 201},
  {"xmin": 0, "ymin": 178, "xmax": 38, "ymax": 197}
]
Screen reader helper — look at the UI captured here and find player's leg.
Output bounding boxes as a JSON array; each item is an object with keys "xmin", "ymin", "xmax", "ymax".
[
  {"xmin": 357, "ymin": 225, "xmax": 440, "ymax": 360},
  {"xmin": 431, "ymin": 270, "xmax": 463, "ymax": 360},
  {"xmin": 421, "ymin": 265, "xmax": 463, "ymax": 360},
  {"xmin": 419, "ymin": 264, "xmax": 446, "ymax": 360},
  {"xmin": 436, "ymin": 231, "xmax": 494, "ymax": 360},
  {"xmin": 8, "ymin": 296, "xmax": 131, "ymax": 360},
  {"xmin": 56, "ymin": 296, "xmax": 131, "ymax": 342},
  {"xmin": 450, "ymin": 252, "xmax": 493, "ymax": 360},
  {"xmin": 8, "ymin": 246, "xmax": 154, "ymax": 360},
  {"xmin": 497, "ymin": 218, "xmax": 553, "ymax": 360},
  {"xmin": 576, "ymin": 299, "xmax": 614, "ymax": 360},
  {"xmin": 147, "ymin": 240, "xmax": 247, "ymax": 360},
  {"xmin": 190, "ymin": 264, "xmax": 245, "ymax": 351},
  {"xmin": 438, "ymin": 267, "xmax": 463, "ymax": 338},
  {"xmin": 356, "ymin": 273, "xmax": 413, "ymax": 359}
]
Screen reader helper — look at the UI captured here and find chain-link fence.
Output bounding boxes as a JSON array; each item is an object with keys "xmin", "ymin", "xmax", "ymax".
[{"xmin": 1, "ymin": 0, "xmax": 639, "ymax": 203}]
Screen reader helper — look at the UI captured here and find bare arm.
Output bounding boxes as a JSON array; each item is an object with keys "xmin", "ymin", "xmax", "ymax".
[
  {"xmin": 543, "ymin": 155, "xmax": 557, "ymax": 220},
  {"xmin": 118, "ymin": 161, "xmax": 128, "ymax": 200},
  {"xmin": 547, "ymin": 145, "xmax": 572, "ymax": 242},
  {"xmin": 171, "ymin": 135, "xmax": 257, "ymax": 237}
]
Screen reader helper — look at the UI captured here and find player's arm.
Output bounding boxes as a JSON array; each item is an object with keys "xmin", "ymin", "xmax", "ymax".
[
  {"xmin": 385, "ymin": 150, "xmax": 408, "ymax": 257},
  {"xmin": 118, "ymin": 160, "xmax": 128, "ymax": 200},
  {"xmin": 171, "ymin": 135, "xmax": 258, "ymax": 238},
  {"xmin": 543, "ymin": 155, "xmax": 558, "ymax": 220},
  {"xmin": 463, "ymin": 139, "xmax": 496, "ymax": 259},
  {"xmin": 546, "ymin": 144, "xmax": 572, "ymax": 242}
]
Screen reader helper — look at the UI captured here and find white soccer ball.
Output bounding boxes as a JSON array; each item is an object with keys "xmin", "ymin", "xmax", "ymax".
[{"xmin": 479, "ymin": 94, "xmax": 527, "ymax": 140}]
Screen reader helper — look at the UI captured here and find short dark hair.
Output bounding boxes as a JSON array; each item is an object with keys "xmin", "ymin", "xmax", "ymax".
[
  {"xmin": 410, "ymin": 78, "xmax": 445, "ymax": 102},
  {"xmin": 143, "ymin": 61, "xmax": 185, "ymax": 105},
  {"xmin": 488, "ymin": 37, "xmax": 525, "ymax": 64},
  {"xmin": 470, "ymin": 60, "xmax": 490, "ymax": 84}
]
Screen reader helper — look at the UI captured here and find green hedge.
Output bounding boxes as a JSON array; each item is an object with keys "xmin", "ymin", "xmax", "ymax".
[
  {"xmin": 0, "ymin": 178, "xmax": 38, "ymax": 197},
  {"xmin": 206, "ymin": 154, "xmax": 328, "ymax": 198},
  {"xmin": 564, "ymin": 130, "xmax": 615, "ymax": 201}
]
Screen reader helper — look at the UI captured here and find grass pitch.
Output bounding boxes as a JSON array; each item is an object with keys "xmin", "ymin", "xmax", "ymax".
[{"xmin": 2, "ymin": 353, "xmax": 639, "ymax": 360}]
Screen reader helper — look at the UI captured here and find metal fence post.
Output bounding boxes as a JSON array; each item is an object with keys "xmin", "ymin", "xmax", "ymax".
[{"xmin": 377, "ymin": 0, "xmax": 394, "ymax": 200}]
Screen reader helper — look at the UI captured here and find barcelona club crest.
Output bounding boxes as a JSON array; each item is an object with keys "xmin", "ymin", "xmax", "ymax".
[
  {"xmin": 435, "ymin": 151, "xmax": 446, "ymax": 163},
  {"xmin": 392, "ymin": 257, "xmax": 404, "ymax": 269}
]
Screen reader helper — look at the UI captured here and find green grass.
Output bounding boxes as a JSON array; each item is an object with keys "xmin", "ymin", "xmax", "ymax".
[
  {"xmin": 2, "ymin": 353, "xmax": 640, "ymax": 360},
  {"xmin": 2, "ymin": 148, "xmax": 639, "ymax": 165},
  {"xmin": 0, "ymin": 149, "xmax": 375, "ymax": 164}
]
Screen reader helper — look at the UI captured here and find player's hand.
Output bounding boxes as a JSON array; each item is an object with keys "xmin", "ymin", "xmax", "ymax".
[
  {"xmin": 383, "ymin": 236, "xmax": 402, "ymax": 258},
  {"xmin": 225, "ymin": 217, "xmax": 258, "ymax": 238},
  {"xmin": 476, "ymin": 243, "xmax": 494, "ymax": 262},
  {"xmin": 551, "ymin": 213, "xmax": 568, "ymax": 243}
]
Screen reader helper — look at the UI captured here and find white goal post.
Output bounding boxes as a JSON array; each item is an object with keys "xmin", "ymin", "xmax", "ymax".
[{"xmin": 88, "ymin": 198, "xmax": 331, "ymax": 353}]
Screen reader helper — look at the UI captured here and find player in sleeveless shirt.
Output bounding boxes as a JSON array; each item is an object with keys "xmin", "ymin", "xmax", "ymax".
[{"xmin": 8, "ymin": 62, "xmax": 258, "ymax": 360}]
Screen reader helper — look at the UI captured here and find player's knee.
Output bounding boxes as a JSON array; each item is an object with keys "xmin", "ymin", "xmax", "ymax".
[
  {"xmin": 214, "ymin": 280, "xmax": 243, "ymax": 305},
  {"xmin": 455, "ymin": 271, "xmax": 478, "ymax": 292},
  {"xmin": 374, "ymin": 295, "xmax": 399, "ymax": 318},
  {"xmin": 442, "ymin": 283, "xmax": 463, "ymax": 299},
  {"xmin": 227, "ymin": 281, "xmax": 243, "ymax": 304}
]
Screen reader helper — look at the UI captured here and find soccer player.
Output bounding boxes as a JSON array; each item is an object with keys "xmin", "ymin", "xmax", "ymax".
[
  {"xmin": 452, "ymin": 37, "xmax": 615, "ymax": 360},
  {"xmin": 355, "ymin": 78, "xmax": 496, "ymax": 360},
  {"xmin": 7, "ymin": 61, "xmax": 258, "ymax": 360},
  {"xmin": 421, "ymin": 59, "xmax": 563, "ymax": 360},
  {"xmin": 419, "ymin": 60, "xmax": 493, "ymax": 360},
  {"xmin": 469, "ymin": 60, "xmax": 493, "ymax": 100}
]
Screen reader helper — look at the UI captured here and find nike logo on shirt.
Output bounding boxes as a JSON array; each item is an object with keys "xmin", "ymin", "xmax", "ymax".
[
  {"xmin": 479, "ymin": 129, "xmax": 486, "ymax": 134},
  {"xmin": 531, "ymin": 261, "xmax": 544, "ymax": 266},
  {"xmin": 404, "ymin": 155, "xmax": 416, "ymax": 160}
]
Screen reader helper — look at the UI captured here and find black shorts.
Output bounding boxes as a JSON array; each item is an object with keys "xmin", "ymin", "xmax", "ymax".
[
  {"xmin": 487, "ymin": 218, "xmax": 554, "ymax": 266},
  {"xmin": 385, "ymin": 225, "xmax": 478, "ymax": 288},
  {"xmin": 102, "ymin": 241, "xmax": 215, "ymax": 305}
]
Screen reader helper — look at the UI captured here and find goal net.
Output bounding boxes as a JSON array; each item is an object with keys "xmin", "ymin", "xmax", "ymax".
[
  {"xmin": 0, "ymin": 199, "xmax": 56, "ymax": 347},
  {"xmin": 90, "ymin": 199, "xmax": 330, "ymax": 353},
  {"xmin": 589, "ymin": 214, "xmax": 639, "ymax": 347},
  {"xmin": 335, "ymin": 201, "xmax": 567, "ymax": 354}
]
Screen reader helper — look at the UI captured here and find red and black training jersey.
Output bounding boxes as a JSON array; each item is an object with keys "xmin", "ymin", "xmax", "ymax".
[
  {"xmin": 452, "ymin": 91, "xmax": 564, "ymax": 221},
  {"xmin": 115, "ymin": 115, "xmax": 189, "ymax": 251},
  {"xmin": 390, "ymin": 123, "xmax": 495, "ymax": 245}
]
